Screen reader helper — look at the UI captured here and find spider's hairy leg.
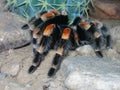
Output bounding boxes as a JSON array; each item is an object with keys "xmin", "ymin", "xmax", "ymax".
[
  {"xmin": 48, "ymin": 9, "xmax": 60, "ymax": 16},
  {"xmin": 94, "ymin": 36, "xmax": 103, "ymax": 58},
  {"xmin": 71, "ymin": 16, "xmax": 84, "ymax": 26},
  {"xmin": 90, "ymin": 20, "xmax": 112, "ymax": 49},
  {"xmin": 69, "ymin": 17, "xmax": 82, "ymax": 48},
  {"xmin": 60, "ymin": 10, "xmax": 69, "ymax": 25},
  {"xmin": 106, "ymin": 35, "xmax": 112, "ymax": 49},
  {"xmin": 90, "ymin": 25, "xmax": 104, "ymax": 58},
  {"xmin": 48, "ymin": 27, "xmax": 72, "ymax": 77},
  {"xmin": 79, "ymin": 21, "xmax": 104, "ymax": 57},
  {"xmin": 50, "ymin": 25, "xmax": 62, "ymax": 49},
  {"xmin": 32, "ymin": 28, "xmax": 42, "ymax": 55},
  {"xmin": 28, "ymin": 24, "xmax": 56, "ymax": 74},
  {"xmin": 28, "ymin": 51, "xmax": 48, "ymax": 74},
  {"xmin": 21, "ymin": 24, "xmax": 29, "ymax": 30},
  {"xmin": 100, "ymin": 24, "xmax": 112, "ymax": 49},
  {"xmin": 21, "ymin": 10, "xmax": 56, "ymax": 31}
]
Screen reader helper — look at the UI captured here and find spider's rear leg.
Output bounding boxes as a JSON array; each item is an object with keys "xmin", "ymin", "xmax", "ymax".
[
  {"xmin": 79, "ymin": 21, "xmax": 104, "ymax": 58},
  {"xmin": 28, "ymin": 24, "xmax": 56, "ymax": 74},
  {"xmin": 48, "ymin": 27, "xmax": 72, "ymax": 77},
  {"xmin": 28, "ymin": 51, "xmax": 49, "ymax": 74},
  {"xmin": 106, "ymin": 35, "xmax": 112, "ymax": 49},
  {"xmin": 94, "ymin": 32, "xmax": 103, "ymax": 58}
]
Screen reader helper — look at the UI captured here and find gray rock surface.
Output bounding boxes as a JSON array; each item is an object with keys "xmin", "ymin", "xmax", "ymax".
[
  {"xmin": 0, "ymin": 0, "xmax": 6, "ymax": 12},
  {"xmin": 0, "ymin": 12, "xmax": 30, "ymax": 52},
  {"xmin": 110, "ymin": 26, "xmax": 120, "ymax": 53},
  {"xmin": 61, "ymin": 56, "xmax": 120, "ymax": 90}
]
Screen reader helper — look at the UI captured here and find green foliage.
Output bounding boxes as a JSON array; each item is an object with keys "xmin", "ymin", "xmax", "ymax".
[{"xmin": 6, "ymin": 0, "xmax": 93, "ymax": 22}]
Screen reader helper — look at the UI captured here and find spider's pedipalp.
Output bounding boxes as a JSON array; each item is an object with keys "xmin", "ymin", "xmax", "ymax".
[{"xmin": 21, "ymin": 24, "xmax": 29, "ymax": 30}]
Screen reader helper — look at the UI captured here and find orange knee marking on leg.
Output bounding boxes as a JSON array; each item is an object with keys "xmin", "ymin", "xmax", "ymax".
[
  {"xmin": 29, "ymin": 24, "xmax": 35, "ymax": 30},
  {"xmin": 41, "ymin": 12, "xmax": 55, "ymax": 21},
  {"xmin": 33, "ymin": 29, "xmax": 41, "ymax": 38},
  {"xmin": 37, "ymin": 36, "xmax": 43, "ymax": 44},
  {"xmin": 48, "ymin": 9, "xmax": 60, "ymax": 16},
  {"xmin": 56, "ymin": 48, "xmax": 63, "ymax": 56},
  {"xmin": 92, "ymin": 20, "xmax": 100, "ymax": 26},
  {"xmin": 61, "ymin": 28, "xmax": 71, "ymax": 39},
  {"xmin": 74, "ymin": 32, "xmax": 79, "ymax": 44},
  {"xmin": 43, "ymin": 24, "xmax": 55, "ymax": 36},
  {"xmin": 79, "ymin": 21, "xmax": 91, "ymax": 30},
  {"xmin": 94, "ymin": 31, "xmax": 101, "ymax": 38},
  {"xmin": 33, "ymin": 29, "xmax": 40, "ymax": 35},
  {"xmin": 37, "ymin": 46, "xmax": 43, "ymax": 53}
]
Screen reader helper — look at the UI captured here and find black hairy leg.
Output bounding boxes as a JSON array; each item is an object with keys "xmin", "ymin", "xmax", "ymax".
[
  {"xmin": 90, "ymin": 20, "xmax": 112, "ymax": 49},
  {"xmin": 48, "ymin": 27, "xmax": 72, "ymax": 77},
  {"xmin": 70, "ymin": 16, "xmax": 88, "ymax": 48},
  {"xmin": 79, "ymin": 21, "xmax": 104, "ymax": 57},
  {"xmin": 94, "ymin": 37, "xmax": 103, "ymax": 58},
  {"xmin": 28, "ymin": 51, "xmax": 49, "ymax": 74},
  {"xmin": 106, "ymin": 35, "xmax": 112, "ymax": 49},
  {"xmin": 28, "ymin": 24, "xmax": 56, "ymax": 74}
]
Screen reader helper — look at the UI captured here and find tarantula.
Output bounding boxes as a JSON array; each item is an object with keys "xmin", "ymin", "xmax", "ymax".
[{"xmin": 21, "ymin": 9, "xmax": 112, "ymax": 77}]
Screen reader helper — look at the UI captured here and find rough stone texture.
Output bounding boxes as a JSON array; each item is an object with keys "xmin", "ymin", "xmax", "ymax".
[
  {"xmin": 0, "ymin": 12, "xmax": 30, "ymax": 52},
  {"xmin": 0, "ymin": 0, "xmax": 6, "ymax": 12},
  {"xmin": 0, "ymin": 79, "xmax": 26, "ymax": 90},
  {"xmin": 76, "ymin": 44, "xmax": 120, "ymax": 59},
  {"xmin": 61, "ymin": 56, "xmax": 120, "ymax": 90},
  {"xmin": 76, "ymin": 45, "xmax": 96, "ymax": 57},
  {"xmin": 110, "ymin": 26, "xmax": 120, "ymax": 40},
  {"xmin": 89, "ymin": 0, "xmax": 120, "ymax": 19},
  {"xmin": 1, "ymin": 63, "xmax": 20, "ymax": 77},
  {"xmin": 109, "ymin": 26, "xmax": 120, "ymax": 53}
]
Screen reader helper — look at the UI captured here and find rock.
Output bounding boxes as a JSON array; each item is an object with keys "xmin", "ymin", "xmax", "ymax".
[
  {"xmin": 9, "ymin": 64, "xmax": 20, "ymax": 76},
  {"xmin": 0, "ymin": 0, "xmax": 6, "ymax": 12},
  {"xmin": 61, "ymin": 56, "xmax": 120, "ymax": 90},
  {"xmin": 76, "ymin": 45, "xmax": 120, "ymax": 59},
  {"xmin": 16, "ymin": 55, "xmax": 39, "ymax": 84},
  {"xmin": 109, "ymin": 26, "xmax": 120, "ymax": 53},
  {"xmin": 76, "ymin": 45, "xmax": 96, "ymax": 57},
  {"xmin": 0, "ymin": 73, "xmax": 7, "ymax": 79},
  {"xmin": 1, "ymin": 63, "xmax": 21, "ymax": 77},
  {"xmin": 110, "ymin": 26, "xmax": 120, "ymax": 40},
  {"xmin": 104, "ymin": 49, "xmax": 120, "ymax": 59},
  {"xmin": 0, "ymin": 76, "xmax": 26, "ymax": 90},
  {"xmin": 0, "ymin": 12, "xmax": 30, "ymax": 52},
  {"xmin": 89, "ymin": 0, "xmax": 120, "ymax": 19},
  {"xmin": 114, "ymin": 40, "xmax": 120, "ymax": 53}
]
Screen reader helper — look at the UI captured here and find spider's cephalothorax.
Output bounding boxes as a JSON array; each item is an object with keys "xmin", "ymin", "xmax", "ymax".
[
  {"xmin": 21, "ymin": 9, "xmax": 112, "ymax": 77},
  {"xmin": 21, "ymin": 9, "xmax": 69, "ymax": 55}
]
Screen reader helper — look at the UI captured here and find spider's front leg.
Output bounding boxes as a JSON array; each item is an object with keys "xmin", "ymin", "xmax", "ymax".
[
  {"xmin": 101, "ymin": 25, "xmax": 112, "ymax": 49},
  {"xmin": 48, "ymin": 27, "xmax": 72, "ymax": 77},
  {"xmin": 28, "ymin": 24, "xmax": 56, "ymax": 74}
]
